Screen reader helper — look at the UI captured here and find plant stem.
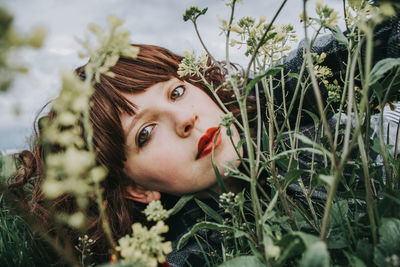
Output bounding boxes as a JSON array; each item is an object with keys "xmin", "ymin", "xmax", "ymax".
[
  {"xmin": 357, "ymin": 133, "xmax": 377, "ymax": 244},
  {"xmin": 255, "ymin": 68, "xmax": 262, "ymax": 176},
  {"xmin": 192, "ymin": 21, "xmax": 224, "ymax": 71},
  {"xmin": 225, "ymin": 0, "xmax": 264, "ymax": 246},
  {"xmin": 302, "ymin": 2, "xmax": 335, "ymax": 155},
  {"xmin": 94, "ymin": 182, "xmax": 117, "ymax": 253},
  {"xmin": 333, "ymin": 32, "xmax": 354, "ymax": 148}
]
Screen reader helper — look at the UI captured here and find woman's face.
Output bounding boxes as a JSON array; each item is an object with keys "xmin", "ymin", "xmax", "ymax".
[{"xmin": 120, "ymin": 77, "xmax": 242, "ymax": 198}]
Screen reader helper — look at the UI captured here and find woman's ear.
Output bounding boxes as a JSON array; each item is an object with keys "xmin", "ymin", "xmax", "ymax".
[{"xmin": 123, "ymin": 185, "xmax": 161, "ymax": 203}]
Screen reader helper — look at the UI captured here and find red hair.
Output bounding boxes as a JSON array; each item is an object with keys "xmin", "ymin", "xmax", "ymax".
[{"xmin": 9, "ymin": 44, "xmax": 241, "ymax": 261}]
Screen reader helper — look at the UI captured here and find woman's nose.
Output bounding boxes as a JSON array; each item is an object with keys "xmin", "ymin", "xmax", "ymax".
[{"xmin": 176, "ymin": 113, "xmax": 198, "ymax": 137}]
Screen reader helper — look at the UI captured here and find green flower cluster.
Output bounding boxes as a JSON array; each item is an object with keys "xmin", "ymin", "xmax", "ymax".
[
  {"xmin": 345, "ymin": 1, "xmax": 395, "ymax": 33},
  {"xmin": 230, "ymin": 15, "xmax": 297, "ymax": 65},
  {"xmin": 177, "ymin": 50, "xmax": 208, "ymax": 77},
  {"xmin": 77, "ymin": 15, "xmax": 139, "ymax": 83},
  {"xmin": 315, "ymin": 0, "xmax": 340, "ymax": 29},
  {"xmin": 311, "ymin": 52, "xmax": 334, "ymax": 88},
  {"xmin": 143, "ymin": 200, "xmax": 169, "ymax": 222},
  {"xmin": 327, "ymin": 80, "xmax": 342, "ymax": 104},
  {"xmin": 116, "ymin": 221, "xmax": 172, "ymax": 267},
  {"xmin": 300, "ymin": 0, "xmax": 340, "ymax": 30},
  {"xmin": 220, "ymin": 112, "xmax": 236, "ymax": 137},
  {"xmin": 183, "ymin": 6, "xmax": 208, "ymax": 23}
]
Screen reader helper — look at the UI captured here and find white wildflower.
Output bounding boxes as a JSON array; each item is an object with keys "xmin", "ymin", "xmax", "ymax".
[
  {"xmin": 266, "ymin": 244, "xmax": 281, "ymax": 260},
  {"xmin": 143, "ymin": 200, "xmax": 169, "ymax": 222},
  {"xmin": 177, "ymin": 50, "xmax": 209, "ymax": 77},
  {"xmin": 117, "ymin": 221, "xmax": 172, "ymax": 267}
]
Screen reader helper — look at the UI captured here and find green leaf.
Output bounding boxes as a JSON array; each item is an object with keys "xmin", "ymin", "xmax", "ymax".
[
  {"xmin": 217, "ymin": 256, "xmax": 265, "ymax": 267},
  {"xmin": 374, "ymin": 218, "xmax": 400, "ymax": 266},
  {"xmin": 212, "ymin": 132, "xmax": 227, "ymax": 193},
  {"xmin": 194, "ymin": 198, "xmax": 223, "ymax": 223},
  {"xmin": 167, "ymin": 194, "xmax": 194, "ymax": 216},
  {"xmin": 371, "ymin": 137, "xmax": 393, "ymax": 155},
  {"xmin": 303, "ymin": 109, "xmax": 320, "ymax": 131},
  {"xmin": 327, "ymin": 229, "xmax": 349, "ymax": 249},
  {"xmin": 343, "ymin": 251, "xmax": 366, "ymax": 267},
  {"xmin": 327, "ymin": 200, "xmax": 350, "ymax": 249},
  {"xmin": 275, "ymin": 237, "xmax": 302, "ymax": 265},
  {"xmin": 371, "ymin": 81, "xmax": 384, "ymax": 103},
  {"xmin": 355, "ymin": 240, "xmax": 373, "ymax": 265},
  {"xmin": 276, "ymin": 231, "xmax": 319, "ymax": 265},
  {"xmin": 236, "ymin": 138, "xmax": 246, "ymax": 151},
  {"xmin": 200, "ymin": 7, "xmax": 208, "ymax": 15},
  {"xmin": 331, "ymin": 25, "xmax": 349, "ymax": 48},
  {"xmin": 330, "ymin": 200, "xmax": 349, "ymax": 226},
  {"xmin": 285, "ymin": 169, "xmax": 307, "ymax": 185},
  {"xmin": 287, "ymin": 73, "xmax": 300, "ymax": 79},
  {"xmin": 293, "ymin": 209, "xmax": 310, "ymax": 231},
  {"xmin": 212, "ymin": 161, "xmax": 227, "ymax": 193},
  {"xmin": 370, "ymin": 58, "xmax": 400, "ymax": 85},
  {"xmin": 267, "ymin": 147, "xmax": 326, "ymax": 164},
  {"xmin": 177, "ymin": 222, "xmax": 248, "ymax": 249},
  {"xmin": 262, "ymin": 191, "xmax": 279, "ymax": 223},
  {"xmin": 300, "ymin": 241, "xmax": 330, "ymax": 267},
  {"xmin": 265, "ymin": 65, "xmax": 284, "ymax": 77},
  {"xmin": 291, "ymin": 231, "xmax": 319, "ymax": 248},
  {"xmin": 318, "ymin": 174, "xmax": 333, "ymax": 186}
]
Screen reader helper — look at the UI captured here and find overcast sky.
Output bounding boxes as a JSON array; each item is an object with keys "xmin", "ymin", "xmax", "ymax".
[{"xmin": 0, "ymin": 0, "xmax": 343, "ymax": 150}]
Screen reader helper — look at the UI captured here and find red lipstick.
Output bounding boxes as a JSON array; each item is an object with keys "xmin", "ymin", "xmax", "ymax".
[{"xmin": 196, "ymin": 127, "xmax": 222, "ymax": 160}]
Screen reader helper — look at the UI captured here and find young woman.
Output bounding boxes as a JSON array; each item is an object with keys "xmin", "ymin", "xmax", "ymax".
[
  {"xmin": 8, "ymin": 14, "xmax": 400, "ymax": 266},
  {"xmin": 9, "ymin": 44, "xmax": 249, "ymax": 265}
]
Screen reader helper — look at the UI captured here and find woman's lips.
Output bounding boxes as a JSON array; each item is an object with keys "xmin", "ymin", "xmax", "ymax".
[{"xmin": 196, "ymin": 127, "xmax": 222, "ymax": 160}]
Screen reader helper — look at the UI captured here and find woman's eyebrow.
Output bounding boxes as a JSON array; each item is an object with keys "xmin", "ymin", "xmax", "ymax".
[{"xmin": 125, "ymin": 109, "xmax": 146, "ymax": 143}]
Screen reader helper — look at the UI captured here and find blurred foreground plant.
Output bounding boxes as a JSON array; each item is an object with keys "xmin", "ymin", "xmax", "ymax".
[
  {"xmin": 40, "ymin": 14, "xmax": 138, "ymax": 258},
  {"xmin": 0, "ymin": 7, "xmax": 45, "ymax": 92}
]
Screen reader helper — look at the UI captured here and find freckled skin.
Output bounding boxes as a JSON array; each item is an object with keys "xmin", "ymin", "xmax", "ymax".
[{"xmin": 120, "ymin": 78, "xmax": 242, "ymax": 196}]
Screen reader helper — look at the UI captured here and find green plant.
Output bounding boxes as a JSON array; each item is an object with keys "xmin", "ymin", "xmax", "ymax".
[{"xmin": 178, "ymin": 0, "xmax": 400, "ymax": 265}]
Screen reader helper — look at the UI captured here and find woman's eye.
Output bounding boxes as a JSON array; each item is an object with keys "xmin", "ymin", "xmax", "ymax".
[
  {"xmin": 137, "ymin": 125, "xmax": 155, "ymax": 147},
  {"xmin": 170, "ymin": 85, "xmax": 185, "ymax": 101}
]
